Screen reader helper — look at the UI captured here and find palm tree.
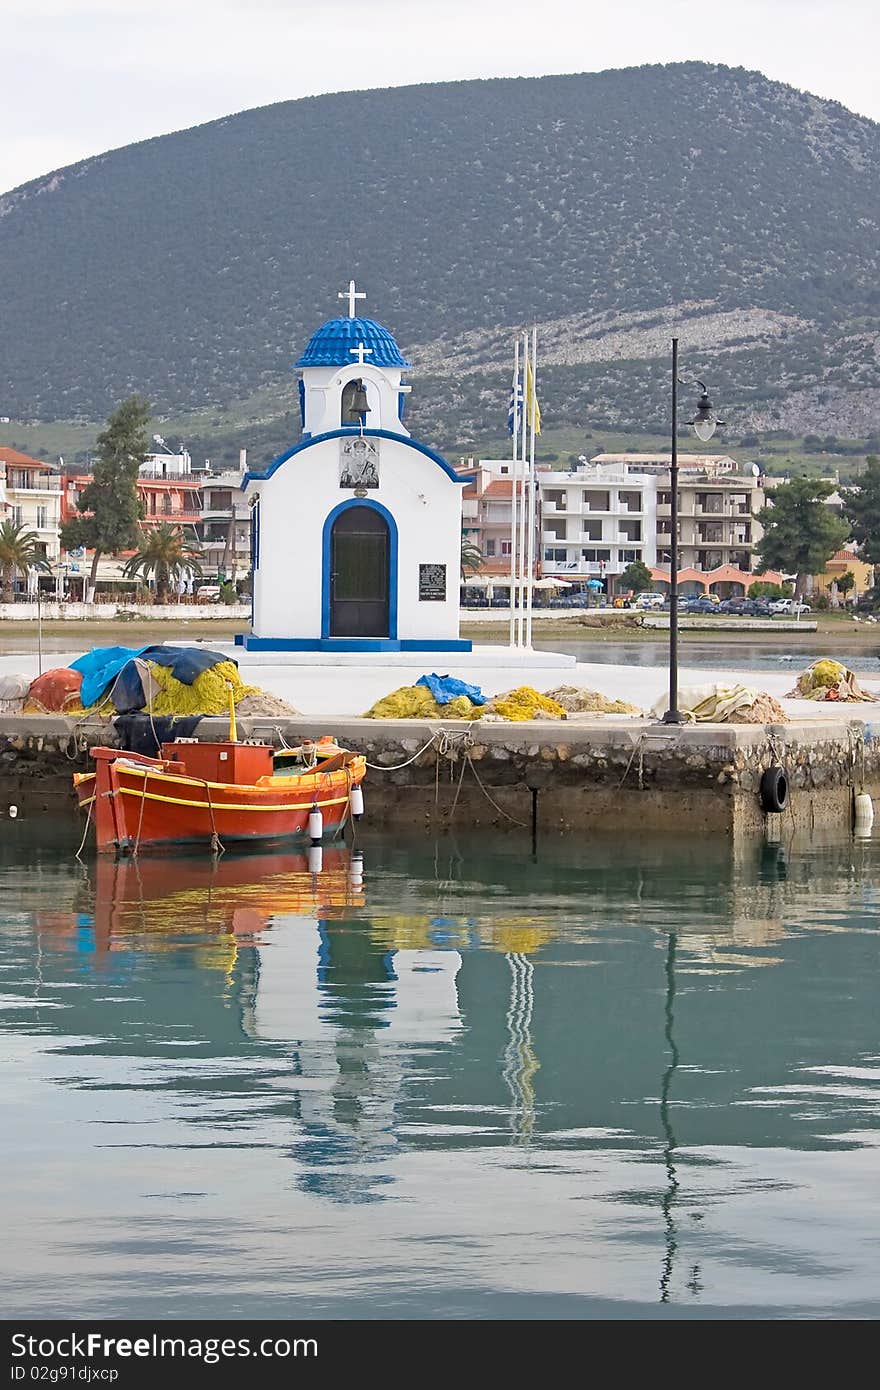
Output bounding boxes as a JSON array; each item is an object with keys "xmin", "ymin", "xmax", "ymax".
[
  {"xmin": 460, "ymin": 537, "xmax": 484, "ymax": 581},
  {"xmin": 0, "ymin": 520, "xmax": 50, "ymax": 603},
  {"xmin": 122, "ymin": 524, "xmax": 202, "ymax": 603}
]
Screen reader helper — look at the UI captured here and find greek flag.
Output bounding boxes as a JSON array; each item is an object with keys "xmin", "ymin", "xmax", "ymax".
[{"xmin": 508, "ymin": 370, "xmax": 524, "ymax": 436}]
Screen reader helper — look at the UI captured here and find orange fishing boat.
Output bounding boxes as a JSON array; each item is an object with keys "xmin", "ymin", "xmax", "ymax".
[{"xmin": 73, "ymin": 719, "xmax": 367, "ymax": 855}]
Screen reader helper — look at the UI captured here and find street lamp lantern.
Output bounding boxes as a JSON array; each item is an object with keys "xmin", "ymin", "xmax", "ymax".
[
  {"xmin": 687, "ymin": 382, "xmax": 725, "ymax": 443},
  {"xmin": 661, "ymin": 341, "xmax": 724, "ymax": 725}
]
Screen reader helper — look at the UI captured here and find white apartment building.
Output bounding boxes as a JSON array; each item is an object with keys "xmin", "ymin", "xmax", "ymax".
[
  {"xmin": 140, "ymin": 442, "xmax": 193, "ymax": 479},
  {"xmin": 462, "ymin": 452, "xmax": 765, "ymax": 591},
  {"xmin": 462, "ymin": 455, "xmax": 658, "ymax": 584},
  {"xmin": 538, "ymin": 458, "xmax": 659, "ymax": 581},
  {"xmin": 0, "ymin": 446, "xmax": 63, "ymax": 562}
]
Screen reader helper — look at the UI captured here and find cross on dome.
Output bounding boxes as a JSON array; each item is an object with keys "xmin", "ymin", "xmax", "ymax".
[
  {"xmin": 338, "ymin": 279, "xmax": 366, "ymax": 318},
  {"xmin": 349, "ymin": 341, "xmax": 373, "ymax": 365}
]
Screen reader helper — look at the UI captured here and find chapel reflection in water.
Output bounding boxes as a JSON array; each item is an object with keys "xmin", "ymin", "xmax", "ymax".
[{"xmin": 24, "ymin": 830, "xmax": 880, "ymax": 1231}]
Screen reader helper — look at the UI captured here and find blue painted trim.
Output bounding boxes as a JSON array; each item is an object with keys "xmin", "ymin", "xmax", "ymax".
[
  {"xmin": 242, "ymin": 428, "xmax": 472, "ymax": 487},
  {"xmin": 321, "ymin": 498, "xmax": 398, "ymax": 640},
  {"xmin": 236, "ymin": 635, "xmax": 472, "ymax": 653}
]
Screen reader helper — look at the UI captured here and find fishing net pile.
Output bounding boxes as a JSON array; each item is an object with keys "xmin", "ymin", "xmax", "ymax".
[
  {"xmin": 364, "ymin": 686, "xmax": 484, "ymax": 720},
  {"xmin": 787, "ymin": 658, "xmax": 877, "ymax": 702},
  {"xmin": 0, "ymin": 673, "xmax": 31, "ymax": 715},
  {"xmin": 649, "ymin": 683, "xmax": 789, "ymax": 723},
  {"xmin": 365, "ymin": 677, "xmax": 574, "ymax": 722},
  {"xmin": 18, "ymin": 644, "xmax": 295, "ymax": 717},
  {"xmin": 725, "ymin": 692, "xmax": 789, "ymax": 724},
  {"xmin": 541, "ymin": 684, "xmax": 642, "ymax": 716},
  {"xmin": 480, "ymin": 687, "xmax": 568, "ymax": 721},
  {"xmin": 364, "ymin": 673, "xmax": 486, "ymax": 720}
]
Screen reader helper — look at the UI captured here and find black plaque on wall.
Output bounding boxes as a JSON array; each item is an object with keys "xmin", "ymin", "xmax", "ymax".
[{"xmin": 418, "ymin": 563, "xmax": 446, "ymax": 601}]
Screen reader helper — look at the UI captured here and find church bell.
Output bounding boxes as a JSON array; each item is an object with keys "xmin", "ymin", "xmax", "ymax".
[{"xmin": 342, "ymin": 379, "xmax": 369, "ymax": 423}]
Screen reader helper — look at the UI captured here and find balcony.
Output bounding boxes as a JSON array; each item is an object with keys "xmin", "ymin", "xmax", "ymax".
[
  {"xmin": 201, "ymin": 506, "xmax": 248, "ymax": 522},
  {"xmin": 5, "ymin": 476, "xmax": 62, "ymax": 493}
]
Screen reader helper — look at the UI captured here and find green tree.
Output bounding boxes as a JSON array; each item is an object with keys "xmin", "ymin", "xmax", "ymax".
[
  {"xmin": 0, "ymin": 521, "xmax": 50, "ymax": 603},
  {"xmin": 755, "ymin": 477, "xmax": 848, "ymax": 599},
  {"xmin": 836, "ymin": 571, "xmax": 855, "ymax": 602},
  {"xmin": 620, "ymin": 559, "xmax": 653, "ymax": 593},
  {"xmin": 460, "ymin": 537, "xmax": 484, "ymax": 580},
  {"xmin": 122, "ymin": 523, "xmax": 202, "ymax": 603},
  {"xmin": 61, "ymin": 396, "xmax": 150, "ymax": 595},
  {"xmin": 747, "ymin": 580, "xmax": 783, "ymax": 599},
  {"xmin": 844, "ymin": 455, "xmax": 880, "ymax": 566}
]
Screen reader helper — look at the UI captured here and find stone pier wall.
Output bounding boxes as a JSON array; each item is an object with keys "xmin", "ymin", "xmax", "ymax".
[{"xmin": 1, "ymin": 714, "xmax": 877, "ymax": 837}]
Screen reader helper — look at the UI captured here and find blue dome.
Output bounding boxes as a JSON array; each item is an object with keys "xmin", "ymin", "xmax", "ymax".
[{"xmin": 295, "ymin": 316, "xmax": 411, "ymax": 369}]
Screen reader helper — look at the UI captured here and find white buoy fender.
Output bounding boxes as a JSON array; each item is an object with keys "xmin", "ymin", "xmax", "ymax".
[
  {"xmin": 308, "ymin": 843, "xmax": 323, "ymax": 874},
  {"xmin": 350, "ymin": 785, "xmax": 364, "ymax": 820},
  {"xmin": 854, "ymin": 792, "xmax": 874, "ymax": 828},
  {"xmin": 8, "ymin": 806, "xmax": 18, "ymax": 819},
  {"xmin": 308, "ymin": 806, "xmax": 323, "ymax": 845}
]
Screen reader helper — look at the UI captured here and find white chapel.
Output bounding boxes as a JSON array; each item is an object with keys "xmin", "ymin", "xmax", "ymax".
[{"xmin": 238, "ymin": 282, "xmax": 472, "ymax": 654}]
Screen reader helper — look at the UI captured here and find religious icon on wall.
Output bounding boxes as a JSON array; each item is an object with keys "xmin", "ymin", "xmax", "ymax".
[{"xmin": 339, "ymin": 437, "xmax": 380, "ymax": 489}]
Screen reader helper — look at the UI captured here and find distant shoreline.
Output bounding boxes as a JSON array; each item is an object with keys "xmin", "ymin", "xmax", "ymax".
[{"xmin": 0, "ymin": 613, "xmax": 876, "ymax": 651}]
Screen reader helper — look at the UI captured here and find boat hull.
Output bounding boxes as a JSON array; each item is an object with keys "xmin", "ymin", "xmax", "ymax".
[{"xmin": 74, "ymin": 746, "xmax": 366, "ymax": 853}]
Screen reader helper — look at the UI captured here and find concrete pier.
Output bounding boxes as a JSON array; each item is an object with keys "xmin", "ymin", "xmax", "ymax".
[{"xmin": 2, "ymin": 713, "xmax": 877, "ymax": 839}]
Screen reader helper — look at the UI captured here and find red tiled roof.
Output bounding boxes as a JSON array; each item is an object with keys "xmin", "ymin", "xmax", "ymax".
[
  {"xmin": 482, "ymin": 479, "xmax": 528, "ymax": 498},
  {"xmin": 0, "ymin": 446, "xmax": 55, "ymax": 469}
]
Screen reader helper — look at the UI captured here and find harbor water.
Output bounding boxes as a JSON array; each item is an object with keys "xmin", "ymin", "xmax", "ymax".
[{"xmin": 1, "ymin": 823, "xmax": 879, "ymax": 1319}]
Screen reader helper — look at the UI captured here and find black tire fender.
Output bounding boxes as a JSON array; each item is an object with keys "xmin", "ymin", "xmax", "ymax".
[{"xmin": 760, "ymin": 765, "xmax": 789, "ymax": 814}]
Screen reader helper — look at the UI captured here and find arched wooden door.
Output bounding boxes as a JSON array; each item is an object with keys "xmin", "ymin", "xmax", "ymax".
[{"xmin": 329, "ymin": 505, "xmax": 390, "ymax": 637}]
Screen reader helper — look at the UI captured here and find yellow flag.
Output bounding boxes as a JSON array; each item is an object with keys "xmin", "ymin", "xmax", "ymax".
[{"xmin": 526, "ymin": 358, "xmax": 541, "ymax": 434}]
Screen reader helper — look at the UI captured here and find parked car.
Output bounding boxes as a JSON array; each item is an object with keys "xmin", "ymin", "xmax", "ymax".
[
  {"xmin": 680, "ymin": 597, "xmax": 720, "ymax": 615},
  {"xmin": 769, "ymin": 598, "xmax": 811, "ymax": 615},
  {"xmin": 633, "ymin": 592, "xmax": 667, "ymax": 610},
  {"xmin": 719, "ymin": 598, "xmax": 771, "ymax": 616}
]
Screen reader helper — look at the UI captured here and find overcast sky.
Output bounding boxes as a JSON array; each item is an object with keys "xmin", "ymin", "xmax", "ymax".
[{"xmin": 2, "ymin": 0, "xmax": 878, "ymax": 195}]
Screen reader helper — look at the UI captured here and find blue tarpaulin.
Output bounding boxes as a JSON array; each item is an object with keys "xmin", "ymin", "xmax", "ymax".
[
  {"xmin": 415, "ymin": 673, "xmax": 487, "ymax": 706},
  {"xmin": 71, "ymin": 645, "xmax": 234, "ymax": 708}
]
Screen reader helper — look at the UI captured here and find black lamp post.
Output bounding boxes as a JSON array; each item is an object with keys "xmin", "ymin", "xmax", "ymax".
[{"xmin": 662, "ymin": 339, "xmax": 724, "ymax": 724}]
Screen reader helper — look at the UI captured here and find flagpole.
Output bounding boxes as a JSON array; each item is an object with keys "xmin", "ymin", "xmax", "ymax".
[
  {"xmin": 525, "ymin": 325, "xmax": 538, "ymax": 649},
  {"xmin": 509, "ymin": 337, "xmax": 520, "ymax": 650},
  {"xmin": 517, "ymin": 329, "xmax": 529, "ymax": 647}
]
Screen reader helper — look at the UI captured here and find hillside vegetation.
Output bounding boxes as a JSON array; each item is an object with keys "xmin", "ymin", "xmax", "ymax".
[{"xmin": 1, "ymin": 62, "xmax": 878, "ymax": 453}]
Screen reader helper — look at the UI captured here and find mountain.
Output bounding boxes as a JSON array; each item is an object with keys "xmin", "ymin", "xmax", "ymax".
[{"xmin": 1, "ymin": 62, "xmax": 878, "ymax": 449}]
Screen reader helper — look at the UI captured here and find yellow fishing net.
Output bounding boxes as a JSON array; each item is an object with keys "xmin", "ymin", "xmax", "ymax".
[
  {"xmin": 364, "ymin": 686, "xmax": 483, "ymax": 719},
  {"xmin": 144, "ymin": 659, "xmax": 259, "ymax": 715},
  {"xmin": 483, "ymin": 686, "xmax": 567, "ymax": 721},
  {"xmin": 788, "ymin": 658, "xmax": 876, "ymax": 702},
  {"xmin": 365, "ymin": 683, "xmax": 570, "ymax": 721}
]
